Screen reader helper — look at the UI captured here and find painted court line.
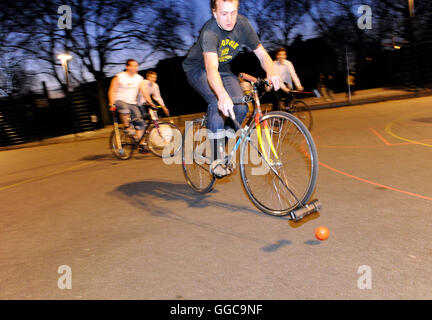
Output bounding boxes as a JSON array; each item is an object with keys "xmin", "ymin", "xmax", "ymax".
[
  {"xmin": 319, "ymin": 161, "xmax": 432, "ymax": 202},
  {"xmin": 386, "ymin": 122, "xmax": 432, "ymax": 148},
  {"xmin": 0, "ymin": 161, "xmax": 95, "ymax": 192},
  {"xmin": 369, "ymin": 127, "xmax": 391, "ymax": 146}
]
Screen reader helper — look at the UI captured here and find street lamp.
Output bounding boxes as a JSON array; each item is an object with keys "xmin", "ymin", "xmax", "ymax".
[
  {"xmin": 58, "ymin": 53, "xmax": 75, "ymax": 133},
  {"xmin": 408, "ymin": 0, "xmax": 414, "ymax": 18},
  {"xmin": 58, "ymin": 53, "xmax": 72, "ymax": 92}
]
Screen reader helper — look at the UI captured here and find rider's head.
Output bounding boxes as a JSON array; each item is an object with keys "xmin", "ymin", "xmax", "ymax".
[
  {"xmin": 211, "ymin": 0, "xmax": 239, "ymax": 32},
  {"xmin": 125, "ymin": 59, "xmax": 139, "ymax": 75},
  {"xmin": 275, "ymin": 48, "xmax": 287, "ymax": 62},
  {"xmin": 146, "ymin": 70, "xmax": 158, "ymax": 83}
]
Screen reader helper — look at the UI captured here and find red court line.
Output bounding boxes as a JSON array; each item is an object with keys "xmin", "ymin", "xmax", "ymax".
[
  {"xmin": 319, "ymin": 161, "xmax": 432, "ymax": 201},
  {"xmin": 369, "ymin": 127, "xmax": 391, "ymax": 146}
]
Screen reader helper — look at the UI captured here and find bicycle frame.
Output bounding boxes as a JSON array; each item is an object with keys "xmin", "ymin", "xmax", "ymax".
[{"xmin": 225, "ymin": 75, "xmax": 280, "ymax": 166}]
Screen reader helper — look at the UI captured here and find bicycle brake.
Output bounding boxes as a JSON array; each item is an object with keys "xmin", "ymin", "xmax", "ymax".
[{"xmin": 289, "ymin": 199, "xmax": 322, "ymax": 221}]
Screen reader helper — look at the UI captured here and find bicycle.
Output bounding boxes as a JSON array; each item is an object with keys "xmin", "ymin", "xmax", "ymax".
[
  {"xmin": 110, "ymin": 105, "xmax": 182, "ymax": 160},
  {"xmin": 182, "ymin": 73, "xmax": 321, "ymax": 221},
  {"xmin": 276, "ymin": 89, "xmax": 315, "ymax": 131}
]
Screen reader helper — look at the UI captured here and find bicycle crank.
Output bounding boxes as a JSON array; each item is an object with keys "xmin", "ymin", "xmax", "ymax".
[{"xmin": 289, "ymin": 199, "xmax": 322, "ymax": 221}]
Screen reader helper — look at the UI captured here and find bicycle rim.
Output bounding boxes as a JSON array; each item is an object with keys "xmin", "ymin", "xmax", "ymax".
[
  {"xmin": 240, "ymin": 111, "xmax": 318, "ymax": 216},
  {"xmin": 110, "ymin": 130, "xmax": 135, "ymax": 160},
  {"xmin": 147, "ymin": 122, "xmax": 182, "ymax": 158},
  {"xmin": 182, "ymin": 118, "xmax": 216, "ymax": 193},
  {"xmin": 292, "ymin": 100, "xmax": 313, "ymax": 131}
]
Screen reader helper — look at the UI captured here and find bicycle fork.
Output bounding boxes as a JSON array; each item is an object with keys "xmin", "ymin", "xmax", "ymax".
[{"xmin": 254, "ymin": 113, "xmax": 279, "ymax": 165}]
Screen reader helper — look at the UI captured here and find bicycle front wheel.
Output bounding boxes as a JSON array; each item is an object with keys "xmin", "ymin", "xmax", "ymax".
[
  {"xmin": 182, "ymin": 118, "xmax": 216, "ymax": 193},
  {"xmin": 146, "ymin": 122, "xmax": 182, "ymax": 158},
  {"xmin": 109, "ymin": 129, "xmax": 135, "ymax": 160},
  {"xmin": 240, "ymin": 111, "xmax": 318, "ymax": 216},
  {"xmin": 291, "ymin": 100, "xmax": 313, "ymax": 131}
]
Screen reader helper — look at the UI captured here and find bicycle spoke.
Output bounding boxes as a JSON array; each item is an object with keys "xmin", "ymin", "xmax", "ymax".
[
  {"xmin": 240, "ymin": 112, "xmax": 318, "ymax": 215},
  {"xmin": 182, "ymin": 118, "xmax": 216, "ymax": 193}
]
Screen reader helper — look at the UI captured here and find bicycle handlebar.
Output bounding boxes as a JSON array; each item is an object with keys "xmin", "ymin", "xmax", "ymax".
[
  {"xmin": 289, "ymin": 90, "xmax": 316, "ymax": 95},
  {"xmin": 239, "ymin": 72, "xmax": 258, "ymax": 83},
  {"xmin": 240, "ymin": 72, "xmax": 316, "ymax": 96},
  {"xmin": 239, "ymin": 72, "xmax": 270, "ymax": 87}
]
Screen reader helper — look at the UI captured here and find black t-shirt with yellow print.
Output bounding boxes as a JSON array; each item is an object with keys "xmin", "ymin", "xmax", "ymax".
[{"xmin": 182, "ymin": 15, "xmax": 260, "ymax": 73}]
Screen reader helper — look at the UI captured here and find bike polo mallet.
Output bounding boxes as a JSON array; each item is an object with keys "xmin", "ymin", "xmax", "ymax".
[
  {"xmin": 291, "ymin": 89, "xmax": 321, "ymax": 98},
  {"xmin": 109, "ymin": 104, "xmax": 125, "ymax": 157}
]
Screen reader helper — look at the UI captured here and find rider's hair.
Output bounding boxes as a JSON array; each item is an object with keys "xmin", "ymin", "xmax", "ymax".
[
  {"xmin": 275, "ymin": 47, "xmax": 287, "ymax": 55},
  {"xmin": 125, "ymin": 59, "xmax": 138, "ymax": 66},
  {"xmin": 211, "ymin": 0, "xmax": 239, "ymax": 11},
  {"xmin": 146, "ymin": 70, "xmax": 157, "ymax": 77}
]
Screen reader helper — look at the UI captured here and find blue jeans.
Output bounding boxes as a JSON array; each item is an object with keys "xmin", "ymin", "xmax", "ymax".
[
  {"xmin": 186, "ymin": 68, "xmax": 248, "ymax": 139},
  {"xmin": 114, "ymin": 100, "xmax": 146, "ymax": 130}
]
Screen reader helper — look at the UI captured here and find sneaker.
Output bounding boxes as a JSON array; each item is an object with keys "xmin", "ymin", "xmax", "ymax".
[
  {"xmin": 138, "ymin": 144, "xmax": 149, "ymax": 154},
  {"xmin": 210, "ymin": 161, "xmax": 233, "ymax": 178}
]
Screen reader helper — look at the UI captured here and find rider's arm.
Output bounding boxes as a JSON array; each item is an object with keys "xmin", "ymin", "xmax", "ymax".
[
  {"xmin": 203, "ymin": 51, "xmax": 234, "ymax": 118},
  {"xmin": 108, "ymin": 76, "xmax": 118, "ymax": 108},
  {"xmin": 253, "ymin": 44, "xmax": 281, "ymax": 91},
  {"xmin": 139, "ymin": 80, "xmax": 155, "ymax": 107},
  {"xmin": 286, "ymin": 60, "xmax": 303, "ymax": 91},
  {"xmin": 152, "ymin": 83, "xmax": 165, "ymax": 107}
]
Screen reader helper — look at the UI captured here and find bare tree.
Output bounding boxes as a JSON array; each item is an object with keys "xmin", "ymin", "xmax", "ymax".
[
  {"xmin": 241, "ymin": 0, "xmax": 310, "ymax": 50},
  {"xmin": 0, "ymin": 0, "xmax": 191, "ymax": 124}
]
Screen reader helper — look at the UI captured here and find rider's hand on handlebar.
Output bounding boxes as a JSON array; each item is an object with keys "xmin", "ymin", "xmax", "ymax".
[
  {"xmin": 162, "ymin": 106, "xmax": 170, "ymax": 116},
  {"xmin": 267, "ymin": 74, "xmax": 282, "ymax": 91}
]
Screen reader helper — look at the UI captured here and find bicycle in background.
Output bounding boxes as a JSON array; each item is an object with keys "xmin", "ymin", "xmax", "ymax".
[
  {"xmin": 110, "ymin": 105, "xmax": 182, "ymax": 160},
  {"xmin": 276, "ymin": 89, "xmax": 316, "ymax": 131}
]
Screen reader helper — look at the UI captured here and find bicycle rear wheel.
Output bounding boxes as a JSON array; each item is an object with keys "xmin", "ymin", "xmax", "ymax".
[
  {"xmin": 240, "ymin": 111, "xmax": 318, "ymax": 216},
  {"xmin": 182, "ymin": 118, "xmax": 216, "ymax": 193},
  {"xmin": 109, "ymin": 129, "xmax": 135, "ymax": 160},
  {"xmin": 291, "ymin": 100, "xmax": 313, "ymax": 131},
  {"xmin": 146, "ymin": 122, "xmax": 182, "ymax": 158}
]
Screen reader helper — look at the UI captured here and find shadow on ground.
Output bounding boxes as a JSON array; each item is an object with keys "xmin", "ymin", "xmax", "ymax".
[
  {"xmin": 80, "ymin": 153, "xmax": 154, "ymax": 161},
  {"xmin": 108, "ymin": 180, "xmax": 294, "ymax": 252},
  {"xmin": 109, "ymin": 179, "xmax": 261, "ymax": 216}
]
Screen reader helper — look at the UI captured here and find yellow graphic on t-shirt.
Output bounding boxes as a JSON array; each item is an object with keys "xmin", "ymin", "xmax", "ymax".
[{"xmin": 219, "ymin": 38, "xmax": 239, "ymax": 63}]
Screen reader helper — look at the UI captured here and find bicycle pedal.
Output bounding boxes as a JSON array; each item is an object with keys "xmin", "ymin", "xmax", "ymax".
[{"xmin": 289, "ymin": 199, "xmax": 321, "ymax": 221}]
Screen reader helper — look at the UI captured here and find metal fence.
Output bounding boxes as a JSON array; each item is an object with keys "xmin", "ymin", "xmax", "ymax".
[{"xmin": 0, "ymin": 86, "xmax": 103, "ymax": 147}]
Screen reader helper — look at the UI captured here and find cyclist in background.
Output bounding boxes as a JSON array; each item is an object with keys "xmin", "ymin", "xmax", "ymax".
[
  {"xmin": 182, "ymin": 0, "xmax": 282, "ymax": 177},
  {"xmin": 141, "ymin": 70, "xmax": 170, "ymax": 117},
  {"xmin": 273, "ymin": 47, "xmax": 304, "ymax": 109},
  {"xmin": 108, "ymin": 59, "xmax": 154, "ymax": 153}
]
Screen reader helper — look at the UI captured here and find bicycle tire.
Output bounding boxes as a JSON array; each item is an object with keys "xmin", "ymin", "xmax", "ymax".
[
  {"xmin": 109, "ymin": 129, "xmax": 135, "ymax": 160},
  {"xmin": 290, "ymin": 100, "xmax": 313, "ymax": 131},
  {"xmin": 146, "ymin": 122, "xmax": 182, "ymax": 158},
  {"xmin": 239, "ymin": 111, "xmax": 318, "ymax": 216},
  {"xmin": 182, "ymin": 118, "xmax": 216, "ymax": 193}
]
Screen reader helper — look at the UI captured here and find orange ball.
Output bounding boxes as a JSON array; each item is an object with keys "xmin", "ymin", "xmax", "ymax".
[{"xmin": 315, "ymin": 226, "xmax": 330, "ymax": 240}]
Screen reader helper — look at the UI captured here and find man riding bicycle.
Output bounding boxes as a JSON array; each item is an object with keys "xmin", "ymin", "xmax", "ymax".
[
  {"xmin": 182, "ymin": 0, "xmax": 282, "ymax": 177},
  {"xmin": 141, "ymin": 70, "xmax": 170, "ymax": 117},
  {"xmin": 108, "ymin": 59, "xmax": 157, "ymax": 153},
  {"xmin": 273, "ymin": 47, "xmax": 304, "ymax": 110}
]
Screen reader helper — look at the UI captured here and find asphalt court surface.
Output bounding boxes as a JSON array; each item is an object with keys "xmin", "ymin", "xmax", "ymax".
[{"xmin": 1, "ymin": 96, "xmax": 432, "ymax": 299}]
